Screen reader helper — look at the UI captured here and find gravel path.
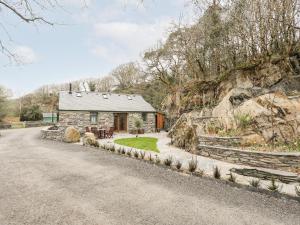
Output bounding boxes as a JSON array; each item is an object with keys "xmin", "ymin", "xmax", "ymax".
[{"xmin": 0, "ymin": 128, "xmax": 299, "ymax": 225}]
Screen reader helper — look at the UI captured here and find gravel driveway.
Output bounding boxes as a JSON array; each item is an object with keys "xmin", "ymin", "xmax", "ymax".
[{"xmin": 0, "ymin": 128, "xmax": 299, "ymax": 225}]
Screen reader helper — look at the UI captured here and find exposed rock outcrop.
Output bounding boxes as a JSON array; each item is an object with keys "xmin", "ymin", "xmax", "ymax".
[{"xmin": 168, "ymin": 58, "xmax": 300, "ymax": 151}]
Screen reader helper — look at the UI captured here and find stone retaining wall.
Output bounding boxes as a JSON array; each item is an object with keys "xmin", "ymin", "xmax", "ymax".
[
  {"xmin": 41, "ymin": 128, "xmax": 64, "ymax": 142},
  {"xmin": 197, "ymin": 145, "xmax": 300, "ymax": 173}
]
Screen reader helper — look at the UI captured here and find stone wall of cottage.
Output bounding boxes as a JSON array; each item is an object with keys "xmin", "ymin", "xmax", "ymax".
[
  {"xmin": 59, "ymin": 111, "xmax": 155, "ymax": 133},
  {"xmin": 128, "ymin": 112, "xmax": 156, "ymax": 133},
  {"xmin": 59, "ymin": 111, "xmax": 114, "ymax": 132}
]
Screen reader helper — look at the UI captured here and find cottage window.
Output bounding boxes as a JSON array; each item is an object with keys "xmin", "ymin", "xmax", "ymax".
[
  {"xmin": 90, "ymin": 112, "xmax": 98, "ymax": 124},
  {"xmin": 142, "ymin": 112, "xmax": 147, "ymax": 122}
]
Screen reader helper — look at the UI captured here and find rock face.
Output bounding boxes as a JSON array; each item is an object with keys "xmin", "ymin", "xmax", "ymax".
[
  {"xmin": 168, "ymin": 59, "xmax": 300, "ymax": 151},
  {"xmin": 83, "ymin": 132, "xmax": 99, "ymax": 147},
  {"xmin": 64, "ymin": 126, "xmax": 81, "ymax": 143}
]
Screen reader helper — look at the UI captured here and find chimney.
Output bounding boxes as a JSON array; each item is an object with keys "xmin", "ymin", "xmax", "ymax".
[{"xmin": 69, "ymin": 83, "xmax": 72, "ymax": 94}]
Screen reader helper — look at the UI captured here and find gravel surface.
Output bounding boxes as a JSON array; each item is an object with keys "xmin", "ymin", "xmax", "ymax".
[{"xmin": 0, "ymin": 128, "xmax": 299, "ymax": 225}]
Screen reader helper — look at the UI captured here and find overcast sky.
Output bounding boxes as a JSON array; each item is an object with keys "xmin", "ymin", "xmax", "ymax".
[{"xmin": 0, "ymin": 0, "xmax": 195, "ymax": 96}]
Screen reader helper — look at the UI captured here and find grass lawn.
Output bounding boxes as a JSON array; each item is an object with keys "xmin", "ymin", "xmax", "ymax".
[{"xmin": 114, "ymin": 137, "xmax": 159, "ymax": 153}]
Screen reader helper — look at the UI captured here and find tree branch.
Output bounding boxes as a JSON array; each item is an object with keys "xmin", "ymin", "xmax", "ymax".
[{"xmin": 0, "ymin": 1, "xmax": 54, "ymax": 25}]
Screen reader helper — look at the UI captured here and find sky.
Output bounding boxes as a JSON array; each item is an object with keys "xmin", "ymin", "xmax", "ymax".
[{"xmin": 0, "ymin": 0, "xmax": 195, "ymax": 97}]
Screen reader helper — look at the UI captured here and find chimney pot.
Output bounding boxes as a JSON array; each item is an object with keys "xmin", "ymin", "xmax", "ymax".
[{"xmin": 69, "ymin": 83, "xmax": 72, "ymax": 94}]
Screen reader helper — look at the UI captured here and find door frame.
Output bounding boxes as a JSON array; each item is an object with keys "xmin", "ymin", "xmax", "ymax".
[{"xmin": 114, "ymin": 113, "xmax": 128, "ymax": 132}]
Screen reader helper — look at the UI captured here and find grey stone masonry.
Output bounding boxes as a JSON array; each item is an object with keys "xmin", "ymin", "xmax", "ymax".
[
  {"xmin": 59, "ymin": 111, "xmax": 155, "ymax": 133},
  {"xmin": 198, "ymin": 144, "xmax": 300, "ymax": 173},
  {"xmin": 41, "ymin": 128, "xmax": 64, "ymax": 142},
  {"xmin": 59, "ymin": 111, "xmax": 114, "ymax": 132},
  {"xmin": 128, "ymin": 112, "xmax": 156, "ymax": 133}
]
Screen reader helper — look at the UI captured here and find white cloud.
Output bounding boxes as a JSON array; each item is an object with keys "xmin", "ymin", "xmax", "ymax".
[
  {"xmin": 91, "ymin": 20, "xmax": 172, "ymax": 64},
  {"xmin": 13, "ymin": 46, "xmax": 38, "ymax": 64},
  {"xmin": 61, "ymin": 0, "xmax": 92, "ymax": 7}
]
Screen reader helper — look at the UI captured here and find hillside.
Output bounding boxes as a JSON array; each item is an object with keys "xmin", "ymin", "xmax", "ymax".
[{"xmin": 168, "ymin": 55, "xmax": 300, "ymax": 152}]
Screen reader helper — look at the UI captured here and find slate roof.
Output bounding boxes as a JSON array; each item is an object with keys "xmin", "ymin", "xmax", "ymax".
[{"xmin": 58, "ymin": 91, "xmax": 156, "ymax": 112}]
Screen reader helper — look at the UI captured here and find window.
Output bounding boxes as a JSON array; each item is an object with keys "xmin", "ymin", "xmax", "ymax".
[
  {"xmin": 142, "ymin": 112, "xmax": 147, "ymax": 122},
  {"xmin": 90, "ymin": 112, "xmax": 98, "ymax": 124}
]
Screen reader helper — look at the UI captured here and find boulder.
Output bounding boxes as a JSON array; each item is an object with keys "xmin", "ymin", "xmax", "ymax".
[
  {"xmin": 64, "ymin": 126, "xmax": 80, "ymax": 143},
  {"xmin": 83, "ymin": 132, "xmax": 99, "ymax": 147}
]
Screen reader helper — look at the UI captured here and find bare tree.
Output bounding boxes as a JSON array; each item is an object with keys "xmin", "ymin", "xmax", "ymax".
[
  {"xmin": 110, "ymin": 62, "xmax": 144, "ymax": 89},
  {"xmin": 0, "ymin": 0, "xmax": 88, "ymax": 62}
]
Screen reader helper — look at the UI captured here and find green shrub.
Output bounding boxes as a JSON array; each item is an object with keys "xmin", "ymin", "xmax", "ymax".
[
  {"xmin": 134, "ymin": 119, "xmax": 143, "ymax": 129},
  {"xmin": 235, "ymin": 113, "xmax": 253, "ymax": 130},
  {"xmin": 20, "ymin": 105, "xmax": 43, "ymax": 121}
]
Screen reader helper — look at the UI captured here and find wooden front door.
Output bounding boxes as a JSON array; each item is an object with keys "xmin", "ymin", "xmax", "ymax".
[
  {"xmin": 156, "ymin": 113, "xmax": 165, "ymax": 130},
  {"xmin": 114, "ymin": 113, "xmax": 128, "ymax": 132}
]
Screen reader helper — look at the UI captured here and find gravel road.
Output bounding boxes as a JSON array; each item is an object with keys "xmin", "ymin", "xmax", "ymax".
[{"xmin": 0, "ymin": 128, "xmax": 299, "ymax": 225}]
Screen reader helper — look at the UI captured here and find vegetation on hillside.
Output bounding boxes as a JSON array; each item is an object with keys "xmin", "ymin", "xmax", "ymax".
[{"xmin": 2, "ymin": 0, "xmax": 299, "ymax": 125}]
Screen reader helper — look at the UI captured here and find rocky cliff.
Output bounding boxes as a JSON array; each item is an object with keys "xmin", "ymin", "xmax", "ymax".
[{"xmin": 168, "ymin": 55, "xmax": 300, "ymax": 152}]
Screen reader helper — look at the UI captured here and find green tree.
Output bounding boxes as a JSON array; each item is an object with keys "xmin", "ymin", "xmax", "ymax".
[
  {"xmin": 0, "ymin": 86, "xmax": 9, "ymax": 122},
  {"xmin": 20, "ymin": 105, "xmax": 43, "ymax": 121}
]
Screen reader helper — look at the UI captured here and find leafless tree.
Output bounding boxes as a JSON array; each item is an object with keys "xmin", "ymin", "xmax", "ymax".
[{"xmin": 0, "ymin": 0, "xmax": 88, "ymax": 62}]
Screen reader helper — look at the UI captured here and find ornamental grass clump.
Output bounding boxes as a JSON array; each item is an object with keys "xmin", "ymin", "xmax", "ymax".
[
  {"xmin": 175, "ymin": 160, "xmax": 182, "ymax": 170},
  {"xmin": 249, "ymin": 179, "xmax": 261, "ymax": 188},
  {"xmin": 228, "ymin": 172, "xmax": 237, "ymax": 183},
  {"xmin": 164, "ymin": 156, "xmax": 173, "ymax": 167},
  {"xmin": 155, "ymin": 155, "xmax": 161, "ymax": 164},
  {"xmin": 126, "ymin": 150, "xmax": 132, "ymax": 157},
  {"xmin": 188, "ymin": 158, "xmax": 198, "ymax": 173},
  {"xmin": 134, "ymin": 151, "xmax": 139, "ymax": 158},
  {"xmin": 148, "ymin": 154, "xmax": 154, "ymax": 162},
  {"xmin": 117, "ymin": 148, "xmax": 121, "ymax": 154},
  {"xmin": 121, "ymin": 148, "xmax": 126, "ymax": 155},
  {"xmin": 213, "ymin": 166, "xmax": 221, "ymax": 179},
  {"xmin": 267, "ymin": 178, "xmax": 281, "ymax": 192},
  {"xmin": 140, "ymin": 151, "xmax": 145, "ymax": 159},
  {"xmin": 295, "ymin": 185, "xmax": 300, "ymax": 197},
  {"xmin": 110, "ymin": 145, "xmax": 115, "ymax": 152}
]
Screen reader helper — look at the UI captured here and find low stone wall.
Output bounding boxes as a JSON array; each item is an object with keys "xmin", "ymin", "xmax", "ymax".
[
  {"xmin": 198, "ymin": 145, "xmax": 300, "ymax": 173},
  {"xmin": 41, "ymin": 128, "xmax": 64, "ymax": 142}
]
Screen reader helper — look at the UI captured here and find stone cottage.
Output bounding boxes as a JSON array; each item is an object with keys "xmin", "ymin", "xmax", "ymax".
[{"xmin": 58, "ymin": 91, "xmax": 157, "ymax": 133}]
